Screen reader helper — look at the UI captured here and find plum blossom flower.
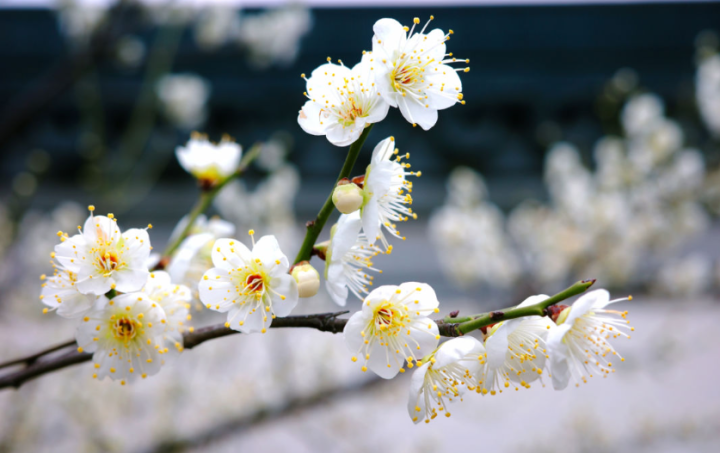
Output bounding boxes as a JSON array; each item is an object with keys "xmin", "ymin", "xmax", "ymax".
[
  {"xmin": 479, "ymin": 295, "xmax": 554, "ymax": 395},
  {"xmin": 166, "ymin": 214, "xmax": 235, "ymax": 289},
  {"xmin": 40, "ymin": 260, "xmax": 103, "ymax": 318},
  {"xmin": 344, "ymin": 282, "xmax": 440, "ymax": 379},
  {"xmin": 142, "ymin": 271, "xmax": 192, "ymax": 356},
  {"xmin": 53, "ymin": 207, "xmax": 151, "ymax": 296},
  {"xmin": 360, "ymin": 136, "xmax": 418, "ymax": 249},
  {"xmin": 76, "ymin": 293, "xmax": 168, "ymax": 384},
  {"xmin": 324, "ymin": 212, "xmax": 383, "ymax": 306},
  {"xmin": 407, "ymin": 336, "xmax": 485, "ymax": 424},
  {"xmin": 176, "ymin": 133, "xmax": 242, "ymax": 185},
  {"xmin": 298, "ymin": 58, "xmax": 389, "ymax": 146},
  {"xmin": 547, "ymin": 289, "xmax": 632, "ymax": 390},
  {"xmin": 368, "ymin": 16, "xmax": 467, "ymax": 130},
  {"xmin": 198, "ymin": 231, "xmax": 299, "ymax": 334}
]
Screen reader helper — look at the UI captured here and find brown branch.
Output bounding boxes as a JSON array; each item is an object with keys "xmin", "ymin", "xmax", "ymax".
[
  {"xmin": 143, "ymin": 376, "xmax": 385, "ymax": 453},
  {"xmin": 0, "ymin": 311, "xmax": 460, "ymax": 391},
  {"xmin": 0, "ymin": 339, "xmax": 76, "ymax": 370}
]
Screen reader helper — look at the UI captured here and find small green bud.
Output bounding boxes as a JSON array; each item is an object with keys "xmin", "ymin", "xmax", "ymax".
[
  {"xmin": 332, "ymin": 182, "xmax": 364, "ymax": 214},
  {"xmin": 291, "ymin": 262, "xmax": 320, "ymax": 298}
]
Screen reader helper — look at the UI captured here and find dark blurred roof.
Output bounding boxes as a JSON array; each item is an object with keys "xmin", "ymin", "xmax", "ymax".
[{"xmin": 0, "ymin": 2, "xmax": 718, "ymax": 206}]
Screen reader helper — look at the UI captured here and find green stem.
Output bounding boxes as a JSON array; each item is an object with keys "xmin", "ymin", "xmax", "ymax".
[
  {"xmin": 293, "ymin": 125, "xmax": 373, "ymax": 264},
  {"xmin": 453, "ymin": 279, "xmax": 596, "ymax": 336},
  {"xmin": 157, "ymin": 143, "xmax": 261, "ymax": 262}
]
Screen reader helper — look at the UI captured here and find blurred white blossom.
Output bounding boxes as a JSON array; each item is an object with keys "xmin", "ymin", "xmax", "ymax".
[
  {"xmin": 156, "ymin": 74, "xmax": 211, "ymax": 130},
  {"xmin": 237, "ymin": 4, "xmax": 312, "ymax": 69},
  {"xmin": 194, "ymin": 6, "xmax": 242, "ymax": 50},
  {"xmin": 696, "ymin": 54, "xmax": 720, "ymax": 137}
]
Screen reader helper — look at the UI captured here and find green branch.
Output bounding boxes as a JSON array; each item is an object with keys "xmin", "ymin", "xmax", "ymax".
[
  {"xmin": 447, "ymin": 280, "xmax": 596, "ymax": 336},
  {"xmin": 293, "ymin": 125, "xmax": 373, "ymax": 264}
]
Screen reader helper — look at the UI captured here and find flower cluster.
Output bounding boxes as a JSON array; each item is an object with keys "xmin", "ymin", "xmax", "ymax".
[
  {"xmin": 431, "ymin": 88, "xmax": 715, "ymax": 296},
  {"xmin": 42, "ymin": 207, "xmax": 192, "ymax": 384},
  {"xmin": 298, "ymin": 16, "xmax": 468, "ymax": 146},
  {"xmin": 398, "ymin": 290, "xmax": 632, "ymax": 424}
]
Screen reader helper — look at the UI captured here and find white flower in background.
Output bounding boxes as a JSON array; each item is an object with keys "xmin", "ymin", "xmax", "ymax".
[
  {"xmin": 198, "ymin": 232, "xmax": 298, "ymax": 334},
  {"xmin": 344, "ymin": 282, "xmax": 440, "ymax": 379},
  {"xmin": 368, "ymin": 16, "xmax": 467, "ymax": 130},
  {"xmin": 298, "ymin": 58, "xmax": 389, "ymax": 147},
  {"xmin": 547, "ymin": 289, "xmax": 632, "ymax": 390},
  {"xmin": 656, "ymin": 254, "xmax": 713, "ymax": 297},
  {"xmin": 156, "ymin": 74, "xmax": 211, "ymax": 130},
  {"xmin": 621, "ymin": 93, "xmax": 664, "ymax": 137},
  {"xmin": 361, "ymin": 136, "xmax": 418, "ymax": 249},
  {"xmin": 54, "ymin": 207, "xmax": 151, "ymax": 296},
  {"xmin": 479, "ymin": 295, "xmax": 553, "ymax": 395},
  {"xmin": 237, "ymin": 4, "xmax": 312, "ymax": 69},
  {"xmin": 325, "ymin": 212, "xmax": 383, "ymax": 306},
  {"xmin": 176, "ymin": 133, "xmax": 242, "ymax": 185},
  {"xmin": 56, "ymin": 0, "xmax": 106, "ymax": 46},
  {"xmin": 194, "ymin": 6, "xmax": 241, "ymax": 50},
  {"xmin": 76, "ymin": 293, "xmax": 168, "ymax": 384},
  {"xmin": 429, "ymin": 167, "xmax": 522, "ymax": 289},
  {"xmin": 407, "ymin": 336, "xmax": 485, "ymax": 424},
  {"xmin": 142, "ymin": 271, "xmax": 192, "ymax": 356},
  {"xmin": 696, "ymin": 54, "xmax": 720, "ymax": 137},
  {"xmin": 40, "ymin": 261, "xmax": 102, "ymax": 318},
  {"xmin": 166, "ymin": 214, "xmax": 235, "ymax": 288}
]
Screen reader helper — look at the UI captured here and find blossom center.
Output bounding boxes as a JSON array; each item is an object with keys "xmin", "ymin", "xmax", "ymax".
[
  {"xmin": 95, "ymin": 249, "xmax": 121, "ymax": 274},
  {"xmin": 113, "ymin": 317, "xmax": 137, "ymax": 342},
  {"xmin": 372, "ymin": 302, "xmax": 408, "ymax": 336}
]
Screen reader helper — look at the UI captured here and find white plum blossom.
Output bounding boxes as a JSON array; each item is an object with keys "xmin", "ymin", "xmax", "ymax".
[
  {"xmin": 40, "ymin": 261, "xmax": 102, "ymax": 318},
  {"xmin": 142, "ymin": 271, "xmax": 192, "ymax": 356},
  {"xmin": 407, "ymin": 336, "xmax": 485, "ymax": 424},
  {"xmin": 176, "ymin": 133, "xmax": 242, "ymax": 185},
  {"xmin": 166, "ymin": 214, "xmax": 236, "ymax": 288},
  {"xmin": 76, "ymin": 293, "xmax": 168, "ymax": 384},
  {"xmin": 696, "ymin": 54, "xmax": 720, "ymax": 137},
  {"xmin": 360, "ymin": 136, "xmax": 418, "ymax": 249},
  {"xmin": 237, "ymin": 4, "xmax": 312, "ymax": 69},
  {"xmin": 547, "ymin": 289, "xmax": 632, "ymax": 390},
  {"xmin": 368, "ymin": 16, "xmax": 467, "ymax": 130},
  {"xmin": 343, "ymin": 282, "xmax": 440, "ymax": 379},
  {"xmin": 156, "ymin": 74, "xmax": 211, "ymax": 130},
  {"xmin": 53, "ymin": 208, "xmax": 151, "ymax": 296},
  {"xmin": 198, "ymin": 232, "xmax": 299, "ymax": 334},
  {"xmin": 480, "ymin": 295, "xmax": 553, "ymax": 395},
  {"xmin": 298, "ymin": 58, "xmax": 389, "ymax": 146},
  {"xmin": 325, "ymin": 212, "xmax": 383, "ymax": 306}
]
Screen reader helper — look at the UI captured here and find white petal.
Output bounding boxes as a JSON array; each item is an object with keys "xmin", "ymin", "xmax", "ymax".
[
  {"xmin": 211, "ymin": 238, "xmax": 252, "ymax": 270},
  {"xmin": 269, "ymin": 274, "xmax": 299, "ymax": 317},
  {"xmin": 434, "ymin": 336, "xmax": 484, "ymax": 369},
  {"xmin": 407, "ymin": 362, "xmax": 430, "ymax": 424},
  {"xmin": 166, "ymin": 232, "xmax": 214, "ymax": 282},
  {"xmin": 343, "ymin": 310, "xmax": 367, "ymax": 352},
  {"xmin": 325, "ymin": 272, "xmax": 349, "ymax": 307},
  {"xmin": 76, "ymin": 273, "xmax": 113, "ymax": 296},
  {"xmin": 565, "ymin": 289, "xmax": 610, "ymax": 325},
  {"xmin": 326, "ymin": 122, "xmax": 365, "ymax": 147},
  {"xmin": 253, "ymin": 235, "xmax": 289, "ymax": 274},
  {"xmin": 113, "ymin": 267, "xmax": 149, "ymax": 293},
  {"xmin": 54, "ymin": 234, "xmax": 86, "ymax": 272},
  {"xmin": 398, "ymin": 96, "xmax": 438, "ymax": 130},
  {"xmin": 121, "ymin": 228, "xmax": 152, "ymax": 267},
  {"xmin": 360, "ymin": 198, "xmax": 380, "ymax": 244},
  {"xmin": 330, "ymin": 213, "xmax": 362, "ymax": 260},
  {"xmin": 298, "ymin": 100, "xmax": 329, "ymax": 136},
  {"xmin": 198, "ymin": 268, "xmax": 235, "ymax": 311},
  {"xmin": 373, "ymin": 18, "xmax": 406, "ymax": 54},
  {"xmin": 367, "ymin": 342, "xmax": 401, "ymax": 379},
  {"xmin": 398, "ymin": 282, "xmax": 439, "ymax": 312}
]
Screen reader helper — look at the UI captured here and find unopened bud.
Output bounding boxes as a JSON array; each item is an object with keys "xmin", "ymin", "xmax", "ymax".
[
  {"xmin": 550, "ymin": 305, "xmax": 571, "ymax": 325},
  {"xmin": 332, "ymin": 182, "xmax": 364, "ymax": 214},
  {"xmin": 291, "ymin": 262, "xmax": 320, "ymax": 298}
]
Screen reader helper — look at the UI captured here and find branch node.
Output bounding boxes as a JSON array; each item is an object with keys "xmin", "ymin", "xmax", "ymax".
[{"xmin": 448, "ymin": 310, "xmax": 459, "ymax": 318}]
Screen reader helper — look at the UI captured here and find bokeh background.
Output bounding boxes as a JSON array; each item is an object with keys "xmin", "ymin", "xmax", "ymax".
[{"xmin": 1, "ymin": 0, "xmax": 719, "ymax": 452}]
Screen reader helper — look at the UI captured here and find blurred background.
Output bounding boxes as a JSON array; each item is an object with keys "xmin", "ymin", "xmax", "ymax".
[{"xmin": 1, "ymin": 0, "xmax": 719, "ymax": 452}]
